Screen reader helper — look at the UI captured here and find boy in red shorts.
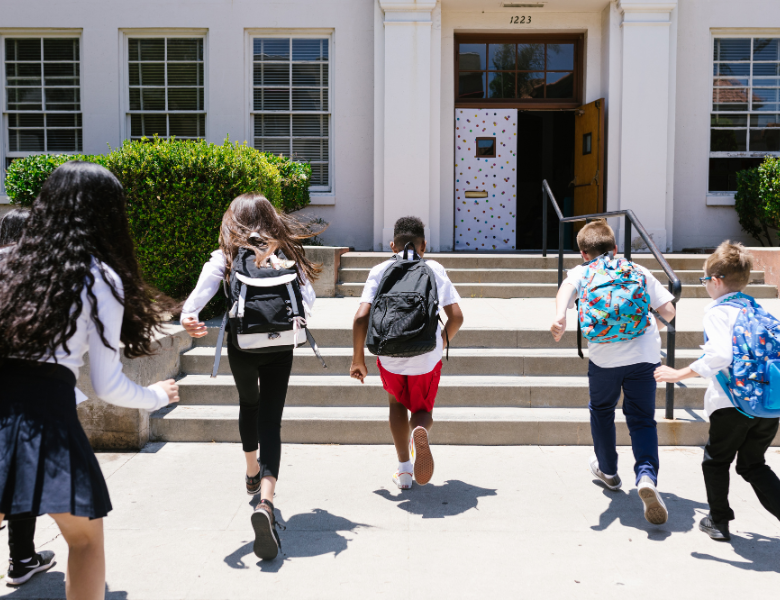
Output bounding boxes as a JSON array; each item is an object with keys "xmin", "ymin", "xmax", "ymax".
[{"xmin": 350, "ymin": 217, "xmax": 463, "ymax": 489}]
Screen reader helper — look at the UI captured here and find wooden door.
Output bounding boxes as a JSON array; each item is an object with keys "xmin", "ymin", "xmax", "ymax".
[{"xmin": 572, "ymin": 99, "xmax": 604, "ymax": 220}]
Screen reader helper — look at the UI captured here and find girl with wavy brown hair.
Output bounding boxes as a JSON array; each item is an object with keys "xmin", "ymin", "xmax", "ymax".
[{"xmin": 181, "ymin": 192, "xmax": 320, "ymax": 560}]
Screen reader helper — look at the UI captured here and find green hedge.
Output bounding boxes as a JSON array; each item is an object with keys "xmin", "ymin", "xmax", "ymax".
[
  {"xmin": 4, "ymin": 139, "xmax": 312, "ymax": 310},
  {"xmin": 735, "ymin": 156, "xmax": 780, "ymax": 247}
]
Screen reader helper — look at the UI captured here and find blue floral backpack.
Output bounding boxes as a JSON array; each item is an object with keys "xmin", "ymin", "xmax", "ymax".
[
  {"xmin": 577, "ymin": 254, "xmax": 651, "ymax": 358},
  {"xmin": 706, "ymin": 292, "xmax": 780, "ymax": 418}
]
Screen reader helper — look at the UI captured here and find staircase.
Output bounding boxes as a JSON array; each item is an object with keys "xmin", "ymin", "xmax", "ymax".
[{"xmin": 150, "ymin": 253, "xmax": 779, "ymax": 446}]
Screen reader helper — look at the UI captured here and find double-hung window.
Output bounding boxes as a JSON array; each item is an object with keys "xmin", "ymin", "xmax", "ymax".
[
  {"xmin": 251, "ymin": 37, "xmax": 331, "ymax": 191},
  {"xmin": 127, "ymin": 37, "xmax": 205, "ymax": 140},
  {"xmin": 710, "ymin": 37, "xmax": 780, "ymax": 193},
  {"xmin": 3, "ymin": 37, "xmax": 82, "ymax": 170}
]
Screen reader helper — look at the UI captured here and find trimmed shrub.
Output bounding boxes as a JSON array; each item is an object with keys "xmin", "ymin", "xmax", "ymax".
[
  {"xmin": 4, "ymin": 139, "xmax": 313, "ymax": 308},
  {"xmin": 735, "ymin": 156, "xmax": 780, "ymax": 247}
]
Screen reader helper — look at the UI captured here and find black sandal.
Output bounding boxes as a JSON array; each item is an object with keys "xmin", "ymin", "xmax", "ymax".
[{"xmin": 251, "ymin": 499, "xmax": 283, "ymax": 560}]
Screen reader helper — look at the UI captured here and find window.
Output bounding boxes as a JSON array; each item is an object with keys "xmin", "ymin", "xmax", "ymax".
[
  {"xmin": 456, "ymin": 38, "xmax": 579, "ymax": 104},
  {"xmin": 251, "ymin": 37, "xmax": 330, "ymax": 190},
  {"xmin": 475, "ymin": 137, "xmax": 496, "ymax": 157},
  {"xmin": 3, "ymin": 37, "xmax": 82, "ymax": 169},
  {"xmin": 127, "ymin": 37, "xmax": 205, "ymax": 140},
  {"xmin": 710, "ymin": 37, "xmax": 780, "ymax": 192}
]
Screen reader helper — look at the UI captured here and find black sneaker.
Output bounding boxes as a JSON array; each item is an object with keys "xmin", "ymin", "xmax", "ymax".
[
  {"xmin": 251, "ymin": 500, "xmax": 281, "ymax": 560},
  {"xmin": 246, "ymin": 470, "xmax": 262, "ymax": 496},
  {"xmin": 7, "ymin": 551, "xmax": 56, "ymax": 585},
  {"xmin": 699, "ymin": 515, "xmax": 730, "ymax": 541}
]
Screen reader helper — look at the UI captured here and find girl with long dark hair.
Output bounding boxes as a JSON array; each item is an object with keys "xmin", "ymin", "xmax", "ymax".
[
  {"xmin": 0, "ymin": 161, "xmax": 180, "ymax": 600},
  {"xmin": 181, "ymin": 192, "xmax": 320, "ymax": 560}
]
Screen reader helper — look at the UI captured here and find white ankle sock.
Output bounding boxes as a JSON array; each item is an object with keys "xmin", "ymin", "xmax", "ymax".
[
  {"xmin": 603, "ymin": 472, "xmax": 616, "ymax": 478},
  {"xmin": 398, "ymin": 460, "xmax": 413, "ymax": 473}
]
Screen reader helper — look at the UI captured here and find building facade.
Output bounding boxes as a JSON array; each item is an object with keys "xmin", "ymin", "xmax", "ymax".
[{"xmin": 1, "ymin": 0, "xmax": 778, "ymax": 251}]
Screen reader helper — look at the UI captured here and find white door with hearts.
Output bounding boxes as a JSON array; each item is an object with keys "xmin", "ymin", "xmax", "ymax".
[{"xmin": 454, "ymin": 108, "xmax": 517, "ymax": 251}]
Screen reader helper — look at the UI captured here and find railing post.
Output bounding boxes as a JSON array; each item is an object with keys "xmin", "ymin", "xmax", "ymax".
[
  {"xmin": 542, "ymin": 185, "xmax": 548, "ymax": 258},
  {"xmin": 624, "ymin": 217, "xmax": 632, "ymax": 260},
  {"xmin": 665, "ymin": 281, "xmax": 677, "ymax": 420},
  {"xmin": 558, "ymin": 222, "xmax": 564, "ymax": 288}
]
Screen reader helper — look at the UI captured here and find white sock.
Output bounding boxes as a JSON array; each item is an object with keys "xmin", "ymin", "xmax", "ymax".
[
  {"xmin": 602, "ymin": 472, "xmax": 616, "ymax": 478},
  {"xmin": 398, "ymin": 460, "xmax": 413, "ymax": 473}
]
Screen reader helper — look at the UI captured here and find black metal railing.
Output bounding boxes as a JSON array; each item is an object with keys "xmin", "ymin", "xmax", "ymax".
[{"xmin": 541, "ymin": 179, "xmax": 683, "ymax": 420}]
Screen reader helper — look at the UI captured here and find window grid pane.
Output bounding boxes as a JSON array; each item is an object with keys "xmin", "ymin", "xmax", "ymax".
[
  {"xmin": 710, "ymin": 37, "xmax": 780, "ymax": 191},
  {"xmin": 127, "ymin": 37, "xmax": 205, "ymax": 140},
  {"xmin": 4, "ymin": 37, "xmax": 82, "ymax": 153},
  {"xmin": 251, "ymin": 37, "xmax": 330, "ymax": 189}
]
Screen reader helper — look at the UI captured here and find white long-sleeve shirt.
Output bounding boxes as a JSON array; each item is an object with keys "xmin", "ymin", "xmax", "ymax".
[
  {"xmin": 43, "ymin": 259, "xmax": 168, "ymax": 411},
  {"xmin": 689, "ymin": 293, "xmax": 743, "ymax": 417},
  {"xmin": 181, "ymin": 249, "xmax": 316, "ymax": 321}
]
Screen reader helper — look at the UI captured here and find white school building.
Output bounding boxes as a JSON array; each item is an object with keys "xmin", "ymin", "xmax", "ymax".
[{"xmin": 0, "ymin": 0, "xmax": 779, "ymax": 252}]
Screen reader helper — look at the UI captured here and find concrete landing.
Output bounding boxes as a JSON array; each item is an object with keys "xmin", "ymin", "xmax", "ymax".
[{"xmin": 2, "ymin": 443, "xmax": 779, "ymax": 599}]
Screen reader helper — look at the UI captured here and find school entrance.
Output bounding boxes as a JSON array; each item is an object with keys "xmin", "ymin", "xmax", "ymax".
[{"xmin": 454, "ymin": 34, "xmax": 603, "ymax": 252}]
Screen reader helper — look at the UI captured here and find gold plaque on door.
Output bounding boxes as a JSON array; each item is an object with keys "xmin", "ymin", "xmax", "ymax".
[{"xmin": 465, "ymin": 190, "xmax": 488, "ymax": 198}]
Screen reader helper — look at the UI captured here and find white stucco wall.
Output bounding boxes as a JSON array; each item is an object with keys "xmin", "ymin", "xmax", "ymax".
[
  {"xmin": 672, "ymin": 0, "xmax": 777, "ymax": 250},
  {"xmin": 0, "ymin": 0, "xmax": 375, "ymax": 250}
]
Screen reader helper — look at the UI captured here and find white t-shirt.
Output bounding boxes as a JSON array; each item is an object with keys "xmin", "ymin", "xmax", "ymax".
[
  {"xmin": 563, "ymin": 263, "xmax": 675, "ymax": 369},
  {"xmin": 360, "ymin": 258, "xmax": 461, "ymax": 376}
]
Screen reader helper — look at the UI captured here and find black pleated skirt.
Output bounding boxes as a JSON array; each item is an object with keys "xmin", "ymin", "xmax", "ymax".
[{"xmin": 0, "ymin": 359, "xmax": 112, "ymax": 519}]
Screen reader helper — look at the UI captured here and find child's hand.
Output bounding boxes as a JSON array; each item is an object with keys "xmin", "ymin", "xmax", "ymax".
[
  {"xmin": 654, "ymin": 366, "xmax": 683, "ymax": 383},
  {"xmin": 550, "ymin": 315, "xmax": 566, "ymax": 342},
  {"xmin": 182, "ymin": 316, "xmax": 208, "ymax": 338},
  {"xmin": 155, "ymin": 379, "xmax": 180, "ymax": 404},
  {"xmin": 350, "ymin": 361, "xmax": 367, "ymax": 384}
]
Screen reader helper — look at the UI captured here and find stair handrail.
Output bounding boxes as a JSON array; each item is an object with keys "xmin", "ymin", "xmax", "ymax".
[{"xmin": 541, "ymin": 179, "xmax": 683, "ymax": 420}]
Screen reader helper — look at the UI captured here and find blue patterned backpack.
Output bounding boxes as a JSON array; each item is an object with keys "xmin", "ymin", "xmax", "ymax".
[
  {"xmin": 577, "ymin": 255, "xmax": 651, "ymax": 357},
  {"xmin": 706, "ymin": 293, "xmax": 780, "ymax": 418}
]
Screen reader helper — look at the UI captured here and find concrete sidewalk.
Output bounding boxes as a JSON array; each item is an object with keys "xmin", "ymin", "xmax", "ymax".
[{"xmin": 2, "ymin": 443, "xmax": 779, "ymax": 599}]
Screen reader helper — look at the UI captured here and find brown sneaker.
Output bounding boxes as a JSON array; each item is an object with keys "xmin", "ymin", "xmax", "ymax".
[
  {"xmin": 638, "ymin": 476, "xmax": 668, "ymax": 525},
  {"xmin": 589, "ymin": 455, "xmax": 622, "ymax": 491},
  {"xmin": 410, "ymin": 426, "xmax": 434, "ymax": 485},
  {"xmin": 246, "ymin": 469, "xmax": 262, "ymax": 496}
]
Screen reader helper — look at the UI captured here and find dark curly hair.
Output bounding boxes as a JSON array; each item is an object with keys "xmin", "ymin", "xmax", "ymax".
[
  {"xmin": 0, "ymin": 161, "xmax": 179, "ymax": 361},
  {"xmin": 393, "ymin": 215, "xmax": 426, "ymax": 252},
  {"xmin": 0, "ymin": 208, "xmax": 30, "ymax": 247}
]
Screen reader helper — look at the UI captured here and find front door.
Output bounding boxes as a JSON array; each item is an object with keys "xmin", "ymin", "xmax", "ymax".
[
  {"xmin": 454, "ymin": 109, "xmax": 518, "ymax": 250},
  {"xmin": 572, "ymin": 99, "xmax": 605, "ymax": 221}
]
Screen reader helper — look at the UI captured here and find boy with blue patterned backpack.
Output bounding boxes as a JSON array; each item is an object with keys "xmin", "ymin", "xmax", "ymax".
[
  {"xmin": 551, "ymin": 220, "xmax": 677, "ymax": 524},
  {"xmin": 655, "ymin": 242, "xmax": 780, "ymax": 541}
]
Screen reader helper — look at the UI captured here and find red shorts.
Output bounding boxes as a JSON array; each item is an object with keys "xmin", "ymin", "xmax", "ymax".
[{"xmin": 377, "ymin": 359, "xmax": 442, "ymax": 413}]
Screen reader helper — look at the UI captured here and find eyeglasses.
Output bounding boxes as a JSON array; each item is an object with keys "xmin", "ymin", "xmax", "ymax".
[{"xmin": 699, "ymin": 275, "xmax": 725, "ymax": 286}]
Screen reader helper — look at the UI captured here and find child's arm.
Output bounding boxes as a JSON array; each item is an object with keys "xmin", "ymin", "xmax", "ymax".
[
  {"xmin": 550, "ymin": 282, "xmax": 577, "ymax": 342},
  {"xmin": 654, "ymin": 301, "xmax": 676, "ymax": 331},
  {"xmin": 350, "ymin": 303, "xmax": 371, "ymax": 383},
  {"xmin": 442, "ymin": 303, "xmax": 464, "ymax": 343},
  {"xmin": 654, "ymin": 365, "xmax": 700, "ymax": 383}
]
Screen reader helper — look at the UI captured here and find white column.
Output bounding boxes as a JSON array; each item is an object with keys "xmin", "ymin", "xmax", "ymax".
[
  {"xmin": 376, "ymin": 0, "xmax": 437, "ymax": 251},
  {"xmin": 617, "ymin": 0, "xmax": 677, "ymax": 252}
]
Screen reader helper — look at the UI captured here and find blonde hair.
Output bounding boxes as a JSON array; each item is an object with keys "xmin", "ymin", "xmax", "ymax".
[
  {"xmin": 704, "ymin": 241, "xmax": 752, "ymax": 291},
  {"xmin": 576, "ymin": 220, "xmax": 616, "ymax": 257}
]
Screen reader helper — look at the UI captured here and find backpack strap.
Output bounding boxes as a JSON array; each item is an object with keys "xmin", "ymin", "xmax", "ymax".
[
  {"xmin": 438, "ymin": 314, "xmax": 450, "ymax": 361},
  {"xmin": 576, "ymin": 299, "xmax": 584, "ymax": 359},
  {"xmin": 211, "ymin": 310, "xmax": 229, "ymax": 379}
]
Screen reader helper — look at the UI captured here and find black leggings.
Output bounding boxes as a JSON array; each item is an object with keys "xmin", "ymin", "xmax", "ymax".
[
  {"xmin": 7, "ymin": 514, "xmax": 36, "ymax": 561},
  {"xmin": 227, "ymin": 339, "xmax": 294, "ymax": 480}
]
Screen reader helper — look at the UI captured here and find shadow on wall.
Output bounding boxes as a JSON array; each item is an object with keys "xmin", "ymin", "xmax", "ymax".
[
  {"xmin": 373, "ymin": 479, "xmax": 498, "ymax": 519},
  {"xmin": 224, "ymin": 506, "xmax": 370, "ymax": 573}
]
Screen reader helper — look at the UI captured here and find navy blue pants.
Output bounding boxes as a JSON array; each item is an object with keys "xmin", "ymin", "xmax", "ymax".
[{"xmin": 588, "ymin": 361, "xmax": 660, "ymax": 485}]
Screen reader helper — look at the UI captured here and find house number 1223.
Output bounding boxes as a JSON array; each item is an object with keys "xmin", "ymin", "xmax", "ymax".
[{"xmin": 510, "ymin": 16, "xmax": 531, "ymax": 24}]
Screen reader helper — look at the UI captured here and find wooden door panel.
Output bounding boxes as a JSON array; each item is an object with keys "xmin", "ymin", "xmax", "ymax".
[{"xmin": 573, "ymin": 98, "xmax": 604, "ymax": 218}]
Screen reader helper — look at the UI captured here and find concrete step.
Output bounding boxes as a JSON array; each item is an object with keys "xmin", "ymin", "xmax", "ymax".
[
  {"xmin": 337, "ymin": 282, "xmax": 777, "ymax": 299},
  {"xmin": 175, "ymin": 374, "xmax": 707, "ymax": 409},
  {"xmin": 150, "ymin": 405, "xmax": 712, "ymax": 446},
  {"xmin": 338, "ymin": 267, "xmax": 765, "ymax": 286},
  {"xmin": 191, "ymin": 326, "xmax": 710, "ymax": 350},
  {"xmin": 339, "ymin": 252, "xmax": 714, "ymax": 271},
  {"xmin": 182, "ymin": 346, "xmax": 704, "ymax": 376}
]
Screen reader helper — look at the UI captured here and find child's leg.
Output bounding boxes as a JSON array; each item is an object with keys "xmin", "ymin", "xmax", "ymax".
[
  {"xmin": 388, "ymin": 394, "xmax": 411, "ymax": 462},
  {"xmin": 620, "ymin": 362, "xmax": 659, "ymax": 485},
  {"xmin": 410, "ymin": 410, "xmax": 433, "ymax": 432},
  {"xmin": 702, "ymin": 408, "xmax": 747, "ymax": 523},
  {"xmin": 7, "ymin": 514, "xmax": 36, "ymax": 561},
  {"xmin": 587, "ymin": 361, "xmax": 624, "ymax": 476},
  {"xmin": 735, "ymin": 416, "xmax": 780, "ymax": 522}
]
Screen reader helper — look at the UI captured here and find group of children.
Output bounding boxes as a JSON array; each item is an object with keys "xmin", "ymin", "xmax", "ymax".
[{"xmin": 1, "ymin": 167, "xmax": 779, "ymax": 596}]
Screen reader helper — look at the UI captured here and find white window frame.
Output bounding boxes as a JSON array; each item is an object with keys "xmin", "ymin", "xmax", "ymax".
[
  {"xmin": 0, "ymin": 29, "xmax": 83, "ymax": 197},
  {"xmin": 245, "ymin": 30, "xmax": 334, "ymax": 198},
  {"xmin": 709, "ymin": 32, "xmax": 780, "ymax": 201},
  {"xmin": 119, "ymin": 29, "xmax": 208, "ymax": 143}
]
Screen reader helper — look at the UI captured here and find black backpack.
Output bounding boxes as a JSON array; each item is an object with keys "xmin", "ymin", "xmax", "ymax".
[
  {"xmin": 210, "ymin": 246, "xmax": 326, "ymax": 377},
  {"xmin": 365, "ymin": 244, "xmax": 449, "ymax": 358}
]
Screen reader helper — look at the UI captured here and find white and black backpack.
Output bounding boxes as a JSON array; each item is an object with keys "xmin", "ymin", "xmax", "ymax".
[{"xmin": 210, "ymin": 245, "xmax": 326, "ymax": 377}]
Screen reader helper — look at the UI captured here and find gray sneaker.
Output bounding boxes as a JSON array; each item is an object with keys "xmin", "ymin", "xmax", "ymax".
[
  {"xmin": 589, "ymin": 455, "xmax": 622, "ymax": 490},
  {"xmin": 637, "ymin": 475, "xmax": 668, "ymax": 525}
]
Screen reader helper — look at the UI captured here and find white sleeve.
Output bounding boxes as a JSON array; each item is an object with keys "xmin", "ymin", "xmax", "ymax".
[
  {"xmin": 181, "ymin": 250, "xmax": 227, "ymax": 321},
  {"xmin": 359, "ymin": 261, "xmax": 391, "ymax": 304},
  {"xmin": 689, "ymin": 308, "xmax": 733, "ymax": 379},
  {"xmin": 430, "ymin": 262, "xmax": 461, "ymax": 307},
  {"xmin": 562, "ymin": 266, "xmax": 584, "ymax": 309},
  {"xmin": 299, "ymin": 271, "xmax": 316, "ymax": 314},
  {"xmin": 640, "ymin": 267, "xmax": 675, "ymax": 309},
  {"xmin": 86, "ymin": 273, "xmax": 169, "ymax": 411}
]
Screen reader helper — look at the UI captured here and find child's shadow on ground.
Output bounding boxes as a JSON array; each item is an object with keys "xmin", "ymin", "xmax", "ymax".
[
  {"xmin": 373, "ymin": 479, "xmax": 497, "ymax": 518},
  {"xmin": 3, "ymin": 571, "xmax": 128, "ymax": 599},
  {"xmin": 692, "ymin": 531, "xmax": 780, "ymax": 573},
  {"xmin": 591, "ymin": 484, "xmax": 709, "ymax": 541},
  {"xmin": 223, "ymin": 507, "xmax": 370, "ymax": 573}
]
